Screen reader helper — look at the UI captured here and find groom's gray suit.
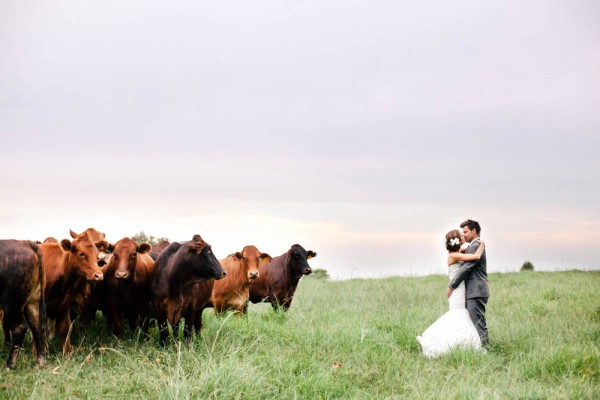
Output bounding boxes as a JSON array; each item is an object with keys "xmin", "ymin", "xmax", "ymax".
[{"xmin": 448, "ymin": 238, "xmax": 490, "ymax": 346}]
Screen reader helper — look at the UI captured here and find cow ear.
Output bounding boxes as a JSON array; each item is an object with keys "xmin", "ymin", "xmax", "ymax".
[
  {"xmin": 95, "ymin": 240, "xmax": 109, "ymax": 252},
  {"xmin": 307, "ymin": 251, "xmax": 317, "ymax": 259},
  {"xmin": 189, "ymin": 242, "xmax": 204, "ymax": 254},
  {"xmin": 61, "ymin": 239, "xmax": 72, "ymax": 251},
  {"xmin": 69, "ymin": 229, "xmax": 79, "ymax": 239},
  {"xmin": 138, "ymin": 243, "xmax": 151, "ymax": 254},
  {"xmin": 234, "ymin": 252, "xmax": 243, "ymax": 260},
  {"xmin": 192, "ymin": 234, "xmax": 202, "ymax": 242},
  {"xmin": 260, "ymin": 253, "xmax": 273, "ymax": 263}
]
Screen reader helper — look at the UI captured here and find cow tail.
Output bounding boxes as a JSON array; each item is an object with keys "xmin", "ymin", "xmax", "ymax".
[{"xmin": 30, "ymin": 241, "xmax": 48, "ymax": 349}]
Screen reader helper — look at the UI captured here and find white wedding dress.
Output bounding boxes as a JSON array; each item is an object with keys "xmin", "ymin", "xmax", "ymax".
[{"xmin": 417, "ymin": 262, "xmax": 483, "ymax": 357}]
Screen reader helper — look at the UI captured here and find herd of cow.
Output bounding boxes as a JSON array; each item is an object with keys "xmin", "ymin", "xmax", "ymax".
[{"xmin": 0, "ymin": 228, "xmax": 317, "ymax": 369}]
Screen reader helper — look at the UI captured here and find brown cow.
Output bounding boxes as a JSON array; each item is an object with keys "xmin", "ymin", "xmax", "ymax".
[
  {"xmin": 98, "ymin": 237, "xmax": 154, "ymax": 337},
  {"xmin": 151, "ymin": 235, "xmax": 226, "ymax": 346},
  {"xmin": 70, "ymin": 227, "xmax": 112, "ymax": 267},
  {"xmin": 70, "ymin": 227, "xmax": 106, "ymax": 242},
  {"xmin": 211, "ymin": 246, "xmax": 272, "ymax": 314},
  {"xmin": 67, "ymin": 228, "xmax": 111, "ymax": 322},
  {"xmin": 248, "ymin": 244, "xmax": 316, "ymax": 311},
  {"xmin": 41, "ymin": 234, "xmax": 106, "ymax": 353},
  {"xmin": 0, "ymin": 240, "xmax": 47, "ymax": 368}
]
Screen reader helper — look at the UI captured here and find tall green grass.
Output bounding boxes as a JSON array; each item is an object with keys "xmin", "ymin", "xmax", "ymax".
[{"xmin": 1, "ymin": 271, "xmax": 598, "ymax": 399}]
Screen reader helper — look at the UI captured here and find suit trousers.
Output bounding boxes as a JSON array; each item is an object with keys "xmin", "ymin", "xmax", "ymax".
[{"xmin": 466, "ymin": 297, "xmax": 489, "ymax": 346}]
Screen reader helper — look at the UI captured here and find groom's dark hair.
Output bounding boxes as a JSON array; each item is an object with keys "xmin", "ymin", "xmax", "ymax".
[{"xmin": 460, "ymin": 219, "xmax": 481, "ymax": 235}]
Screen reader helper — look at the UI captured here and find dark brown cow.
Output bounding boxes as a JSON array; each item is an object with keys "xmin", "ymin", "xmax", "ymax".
[
  {"xmin": 98, "ymin": 237, "xmax": 154, "ymax": 337},
  {"xmin": 151, "ymin": 235, "xmax": 226, "ymax": 346},
  {"xmin": 42, "ymin": 234, "xmax": 106, "ymax": 353},
  {"xmin": 149, "ymin": 240, "xmax": 171, "ymax": 261},
  {"xmin": 181, "ymin": 280, "xmax": 214, "ymax": 339},
  {"xmin": 0, "ymin": 240, "xmax": 47, "ymax": 368},
  {"xmin": 211, "ymin": 246, "xmax": 272, "ymax": 314},
  {"xmin": 248, "ymin": 244, "xmax": 316, "ymax": 311}
]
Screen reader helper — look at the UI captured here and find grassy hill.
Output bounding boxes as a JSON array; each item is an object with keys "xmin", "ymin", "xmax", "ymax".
[{"xmin": 1, "ymin": 271, "xmax": 598, "ymax": 399}]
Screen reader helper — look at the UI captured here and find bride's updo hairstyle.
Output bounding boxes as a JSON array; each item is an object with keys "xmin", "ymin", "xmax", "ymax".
[{"xmin": 445, "ymin": 229, "xmax": 462, "ymax": 252}]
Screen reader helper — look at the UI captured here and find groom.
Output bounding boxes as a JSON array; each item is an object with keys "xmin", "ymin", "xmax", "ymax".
[{"xmin": 447, "ymin": 219, "xmax": 490, "ymax": 346}]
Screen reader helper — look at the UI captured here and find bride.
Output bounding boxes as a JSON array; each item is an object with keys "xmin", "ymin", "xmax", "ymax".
[{"xmin": 417, "ymin": 229, "xmax": 486, "ymax": 357}]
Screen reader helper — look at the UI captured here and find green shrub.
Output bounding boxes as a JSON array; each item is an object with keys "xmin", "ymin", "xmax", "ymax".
[
  {"xmin": 309, "ymin": 268, "xmax": 330, "ymax": 279},
  {"xmin": 521, "ymin": 260, "xmax": 535, "ymax": 271}
]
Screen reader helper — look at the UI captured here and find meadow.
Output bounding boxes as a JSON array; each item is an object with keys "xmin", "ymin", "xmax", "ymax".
[{"xmin": 0, "ymin": 270, "xmax": 598, "ymax": 399}]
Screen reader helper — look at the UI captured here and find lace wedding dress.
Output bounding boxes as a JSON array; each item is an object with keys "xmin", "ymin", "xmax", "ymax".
[{"xmin": 417, "ymin": 262, "xmax": 483, "ymax": 357}]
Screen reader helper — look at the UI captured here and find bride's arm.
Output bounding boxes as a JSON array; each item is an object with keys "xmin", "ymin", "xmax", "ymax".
[{"xmin": 451, "ymin": 241, "xmax": 485, "ymax": 262}]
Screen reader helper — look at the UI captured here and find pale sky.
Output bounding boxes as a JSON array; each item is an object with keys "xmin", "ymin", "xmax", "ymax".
[{"xmin": 1, "ymin": 0, "xmax": 599, "ymax": 279}]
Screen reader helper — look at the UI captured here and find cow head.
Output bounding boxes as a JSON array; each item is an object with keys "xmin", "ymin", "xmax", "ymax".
[
  {"xmin": 107, "ymin": 237, "xmax": 151, "ymax": 280},
  {"xmin": 69, "ymin": 227, "xmax": 113, "ymax": 266},
  {"xmin": 61, "ymin": 235, "xmax": 105, "ymax": 282},
  {"xmin": 181, "ymin": 234, "xmax": 226, "ymax": 280},
  {"xmin": 288, "ymin": 244, "xmax": 316, "ymax": 276},
  {"xmin": 235, "ymin": 245, "xmax": 271, "ymax": 282}
]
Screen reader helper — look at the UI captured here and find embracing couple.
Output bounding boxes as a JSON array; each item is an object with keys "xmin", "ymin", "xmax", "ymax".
[{"xmin": 417, "ymin": 219, "xmax": 490, "ymax": 357}]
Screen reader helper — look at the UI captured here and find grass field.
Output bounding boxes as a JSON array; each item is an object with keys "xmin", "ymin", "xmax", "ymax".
[{"xmin": 0, "ymin": 270, "xmax": 598, "ymax": 399}]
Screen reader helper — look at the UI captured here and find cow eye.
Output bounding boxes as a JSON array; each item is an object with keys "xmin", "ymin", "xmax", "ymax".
[
  {"xmin": 205, "ymin": 249, "xmax": 212, "ymax": 255},
  {"xmin": 79, "ymin": 252, "xmax": 86, "ymax": 259},
  {"xmin": 130, "ymin": 253, "xmax": 137, "ymax": 259}
]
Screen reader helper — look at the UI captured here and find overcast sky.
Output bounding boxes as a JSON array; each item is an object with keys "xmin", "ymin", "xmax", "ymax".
[{"xmin": 1, "ymin": 0, "xmax": 599, "ymax": 279}]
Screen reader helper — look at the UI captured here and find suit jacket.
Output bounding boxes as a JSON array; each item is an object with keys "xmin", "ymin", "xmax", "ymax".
[{"xmin": 448, "ymin": 239, "xmax": 490, "ymax": 299}]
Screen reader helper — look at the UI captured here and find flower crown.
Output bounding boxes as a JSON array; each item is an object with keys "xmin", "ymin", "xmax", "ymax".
[{"xmin": 449, "ymin": 238, "xmax": 460, "ymax": 246}]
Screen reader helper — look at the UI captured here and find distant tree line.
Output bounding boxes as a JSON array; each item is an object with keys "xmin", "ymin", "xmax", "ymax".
[{"xmin": 131, "ymin": 231, "xmax": 169, "ymax": 246}]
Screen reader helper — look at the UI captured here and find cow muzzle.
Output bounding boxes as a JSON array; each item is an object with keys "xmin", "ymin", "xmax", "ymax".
[
  {"xmin": 302, "ymin": 267, "xmax": 312, "ymax": 275},
  {"xmin": 216, "ymin": 270, "xmax": 227, "ymax": 280},
  {"xmin": 115, "ymin": 271, "xmax": 129, "ymax": 279},
  {"xmin": 248, "ymin": 271, "xmax": 259, "ymax": 280},
  {"xmin": 91, "ymin": 272, "xmax": 104, "ymax": 281}
]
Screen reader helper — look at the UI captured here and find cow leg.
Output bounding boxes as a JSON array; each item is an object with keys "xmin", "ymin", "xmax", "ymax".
[
  {"xmin": 127, "ymin": 310, "xmax": 138, "ymax": 333},
  {"xmin": 157, "ymin": 315, "xmax": 169, "ymax": 347},
  {"xmin": 270, "ymin": 298, "xmax": 288, "ymax": 311},
  {"xmin": 140, "ymin": 313, "xmax": 152, "ymax": 338},
  {"xmin": 5, "ymin": 312, "xmax": 28, "ymax": 369},
  {"xmin": 2, "ymin": 322, "xmax": 11, "ymax": 348},
  {"xmin": 107, "ymin": 307, "xmax": 123, "ymax": 338},
  {"xmin": 24, "ymin": 302, "xmax": 47, "ymax": 367},
  {"xmin": 193, "ymin": 309, "xmax": 203, "ymax": 334},
  {"xmin": 1, "ymin": 310, "xmax": 11, "ymax": 347},
  {"xmin": 57, "ymin": 311, "xmax": 73, "ymax": 354},
  {"xmin": 281, "ymin": 297, "xmax": 293, "ymax": 311},
  {"xmin": 181, "ymin": 306, "xmax": 192, "ymax": 340},
  {"xmin": 141, "ymin": 318, "xmax": 151, "ymax": 338}
]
